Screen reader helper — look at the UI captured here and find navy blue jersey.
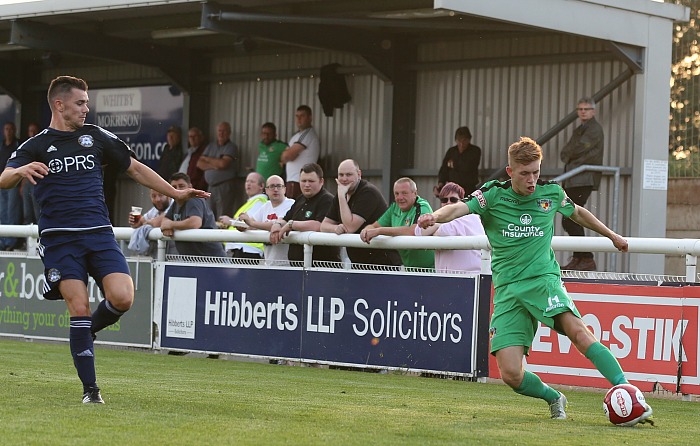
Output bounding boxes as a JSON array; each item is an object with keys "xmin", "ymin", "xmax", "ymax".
[{"xmin": 7, "ymin": 124, "xmax": 133, "ymax": 235}]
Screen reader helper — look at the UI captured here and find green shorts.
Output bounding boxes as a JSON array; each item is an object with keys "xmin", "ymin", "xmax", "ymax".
[{"xmin": 489, "ymin": 274, "xmax": 581, "ymax": 355}]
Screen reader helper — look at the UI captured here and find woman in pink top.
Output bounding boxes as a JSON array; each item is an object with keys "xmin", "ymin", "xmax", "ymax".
[{"xmin": 415, "ymin": 182, "xmax": 485, "ymax": 273}]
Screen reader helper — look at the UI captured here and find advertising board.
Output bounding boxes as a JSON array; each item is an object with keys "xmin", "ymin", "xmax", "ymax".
[{"xmin": 158, "ymin": 263, "xmax": 490, "ymax": 375}]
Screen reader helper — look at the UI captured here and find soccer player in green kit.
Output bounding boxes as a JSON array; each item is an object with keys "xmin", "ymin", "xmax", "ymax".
[{"xmin": 418, "ymin": 136, "xmax": 652, "ymax": 422}]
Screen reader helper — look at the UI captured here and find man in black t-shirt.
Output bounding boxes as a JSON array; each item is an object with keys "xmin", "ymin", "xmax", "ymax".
[
  {"xmin": 320, "ymin": 159, "xmax": 401, "ymax": 267},
  {"xmin": 270, "ymin": 163, "xmax": 339, "ymax": 263}
]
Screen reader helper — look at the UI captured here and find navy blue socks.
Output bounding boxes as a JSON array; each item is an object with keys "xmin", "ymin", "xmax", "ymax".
[
  {"xmin": 91, "ymin": 299, "xmax": 126, "ymax": 335},
  {"xmin": 70, "ymin": 316, "xmax": 96, "ymax": 392}
]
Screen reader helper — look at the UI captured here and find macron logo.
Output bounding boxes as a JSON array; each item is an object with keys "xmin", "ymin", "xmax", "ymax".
[{"xmin": 47, "ymin": 145, "xmax": 57, "ymax": 152}]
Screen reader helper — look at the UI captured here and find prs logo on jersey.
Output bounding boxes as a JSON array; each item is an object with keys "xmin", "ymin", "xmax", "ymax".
[{"xmin": 47, "ymin": 154, "xmax": 96, "ymax": 174}]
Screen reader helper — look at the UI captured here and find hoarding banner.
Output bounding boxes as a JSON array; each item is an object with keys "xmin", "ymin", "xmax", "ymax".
[
  {"xmin": 0, "ymin": 256, "xmax": 153, "ymax": 346},
  {"xmin": 159, "ymin": 264, "xmax": 486, "ymax": 375},
  {"xmin": 487, "ymin": 282, "xmax": 700, "ymax": 394}
]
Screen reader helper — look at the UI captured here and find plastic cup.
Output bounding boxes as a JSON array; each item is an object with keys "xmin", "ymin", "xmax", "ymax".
[{"xmin": 130, "ymin": 206, "xmax": 142, "ymax": 223}]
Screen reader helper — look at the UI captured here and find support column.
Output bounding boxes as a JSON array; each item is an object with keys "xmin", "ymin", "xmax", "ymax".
[
  {"xmin": 629, "ymin": 17, "xmax": 674, "ymax": 274},
  {"xmin": 387, "ymin": 42, "xmax": 417, "ymax": 199}
]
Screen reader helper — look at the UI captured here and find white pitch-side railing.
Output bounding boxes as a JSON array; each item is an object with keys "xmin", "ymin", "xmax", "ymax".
[{"xmin": 2, "ymin": 224, "xmax": 699, "ymax": 282}]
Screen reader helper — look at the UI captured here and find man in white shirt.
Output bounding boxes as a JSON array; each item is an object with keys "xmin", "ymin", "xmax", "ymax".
[
  {"xmin": 281, "ymin": 105, "xmax": 320, "ymax": 199},
  {"xmin": 238, "ymin": 175, "xmax": 294, "ymax": 264}
]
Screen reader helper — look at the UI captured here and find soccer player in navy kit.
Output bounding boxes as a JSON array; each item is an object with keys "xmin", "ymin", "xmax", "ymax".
[{"xmin": 0, "ymin": 76, "xmax": 209, "ymax": 404}]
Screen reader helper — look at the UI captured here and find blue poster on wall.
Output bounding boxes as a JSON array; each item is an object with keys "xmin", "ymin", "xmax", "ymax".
[{"xmin": 85, "ymin": 86, "xmax": 184, "ymax": 170}]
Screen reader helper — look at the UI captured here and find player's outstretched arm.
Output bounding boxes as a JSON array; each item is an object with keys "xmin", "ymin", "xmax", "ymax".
[
  {"xmin": 126, "ymin": 158, "xmax": 210, "ymax": 201},
  {"xmin": 570, "ymin": 205, "xmax": 628, "ymax": 252},
  {"xmin": 434, "ymin": 201, "xmax": 470, "ymax": 223}
]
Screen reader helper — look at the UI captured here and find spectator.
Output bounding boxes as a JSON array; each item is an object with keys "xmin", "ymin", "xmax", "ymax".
[
  {"xmin": 414, "ymin": 182, "xmax": 485, "ymax": 273},
  {"xmin": 157, "ymin": 125, "xmax": 184, "ymax": 181},
  {"xmin": 21, "ymin": 121, "xmax": 41, "ymax": 225},
  {"xmin": 0, "ymin": 122, "xmax": 21, "ymax": 250},
  {"xmin": 127, "ymin": 189, "xmax": 174, "ymax": 257},
  {"xmin": 270, "ymin": 163, "xmax": 340, "ymax": 263},
  {"xmin": 281, "ymin": 105, "xmax": 320, "ymax": 199},
  {"xmin": 360, "ymin": 177, "xmax": 435, "ymax": 269},
  {"xmin": 256, "ymin": 122, "xmax": 287, "ymax": 180},
  {"xmin": 238, "ymin": 175, "xmax": 294, "ymax": 265},
  {"xmin": 560, "ymin": 96, "xmax": 604, "ymax": 271},
  {"xmin": 436, "ymin": 126, "xmax": 482, "ymax": 196},
  {"xmin": 179, "ymin": 127, "xmax": 208, "ymax": 191},
  {"xmin": 161, "ymin": 172, "xmax": 226, "ymax": 258},
  {"xmin": 320, "ymin": 159, "xmax": 401, "ymax": 267},
  {"xmin": 197, "ymin": 121, "xmax": 239, "ymax": 219},
  {"xmin": 219, "ymin": 172, "xmax": 268, "ymax": 260}
]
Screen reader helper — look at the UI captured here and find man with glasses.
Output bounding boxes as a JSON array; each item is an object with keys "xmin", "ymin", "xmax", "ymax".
[
  {"xmin": 238, "ymin": 175, "xmax": 294, "ymax": 264},
  {"xmin": 560, "ymin": 96, "xmax": 604, "ymax": 271},
  {"xmin": 414, "ymin": 182, "xmax": 485, "ymax": 273},
  {"xmin": 360, "ymin": 177, "xmax": 435, "ymax": 269}
]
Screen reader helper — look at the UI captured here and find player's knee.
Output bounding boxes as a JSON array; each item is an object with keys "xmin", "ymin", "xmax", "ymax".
[
  {"xmin": 102, "ymin": 279, "xmax": 134, "ymax": 311},
  {"xmin": 70, "ymin": 302, "xmax": 92, "ymax": 317},
  {"xmin": 104, "ymin": 287, "xmax": 133, "ymax": 312},
  {"xmin": 110, "ymin": 294, "xmax": 133, "ymax": 312},
  {"xmin": 498, "ymin": 366, "xmax": 523, "ymax": 389},
  {"xmin": 568, "ymin": 325, "xmax": 596, "ymax": 352},
  {"xmin": 502, "ymin": 373, "xmax": 522, "ymax": 389}
]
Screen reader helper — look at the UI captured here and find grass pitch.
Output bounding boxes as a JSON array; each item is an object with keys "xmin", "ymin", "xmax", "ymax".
[{"xmin": 0, "ymin": 339, "xmax": 697, "ymax": 446}]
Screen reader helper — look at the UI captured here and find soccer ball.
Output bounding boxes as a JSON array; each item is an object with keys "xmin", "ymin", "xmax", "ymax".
[{"xmin": 603, "ymin": 384, "xmax": 650, "ymax": 426}]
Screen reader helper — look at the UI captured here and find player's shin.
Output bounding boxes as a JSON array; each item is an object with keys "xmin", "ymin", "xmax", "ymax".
[
  {"xmin": 91, "ymin": 299, "xmax": 127, "ymax": 335},
  {"xmin": 585, "ymin": 341, "xmax": 627, "ymax": 385},
  {"xmin": 514, "ymin": 370, "xmax": 561, "ymax": 403},
  {"xmin": 69, "ymin": 316, "xmax": 97, "ymax": 391}
]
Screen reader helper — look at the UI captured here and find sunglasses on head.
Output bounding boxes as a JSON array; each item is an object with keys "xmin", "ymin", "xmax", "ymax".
[{"xmin": 440, "ymin": 197, "xmax": 461, "ymax": 204}]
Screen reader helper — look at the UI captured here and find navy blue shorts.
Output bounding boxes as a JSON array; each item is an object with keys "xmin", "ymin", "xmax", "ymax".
[{"xmin": 37, "ymin": 230, "xmax": 130, "ymax": 300}]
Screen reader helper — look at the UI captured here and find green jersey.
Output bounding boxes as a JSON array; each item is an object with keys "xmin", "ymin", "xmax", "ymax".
[
  {"xmin": 256, "ymin": 139, "xmax": 287, "ymax": 180},
  {"xmin": 465, "ymin": 179, "xmax": 575, "ymax": 288},
  {"xmin": 377, "ymin": 197, "xmax": 435, "ymax": 268}
]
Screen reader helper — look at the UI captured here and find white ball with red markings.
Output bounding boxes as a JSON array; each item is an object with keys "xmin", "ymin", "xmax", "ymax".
[{"xmin": 603, "ymin": 384, "xmax": 648, "ymax": 426}]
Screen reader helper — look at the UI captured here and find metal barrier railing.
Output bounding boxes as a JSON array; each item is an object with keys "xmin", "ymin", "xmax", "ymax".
[{"xmin": 1, "ymin": 224, "xmax": 699, "ymax": 282}]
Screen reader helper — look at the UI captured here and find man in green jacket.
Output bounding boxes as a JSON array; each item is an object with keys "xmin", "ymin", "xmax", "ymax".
[{"xmin": 359, "ymin": 177, "xmax": 435, "ymax": 269}]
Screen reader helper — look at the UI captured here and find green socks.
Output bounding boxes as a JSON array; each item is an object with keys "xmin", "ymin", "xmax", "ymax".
[
  {"xmin": 512, "ymin": 342, "xmax": 626, "ymax": 403},
  {"xmin": 514, "ymin": 370, "xmax": 560, "ymax": 403},
  {"xmin": 585, "ymin": 341, "xmax": 628, "ymax": 385}
]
